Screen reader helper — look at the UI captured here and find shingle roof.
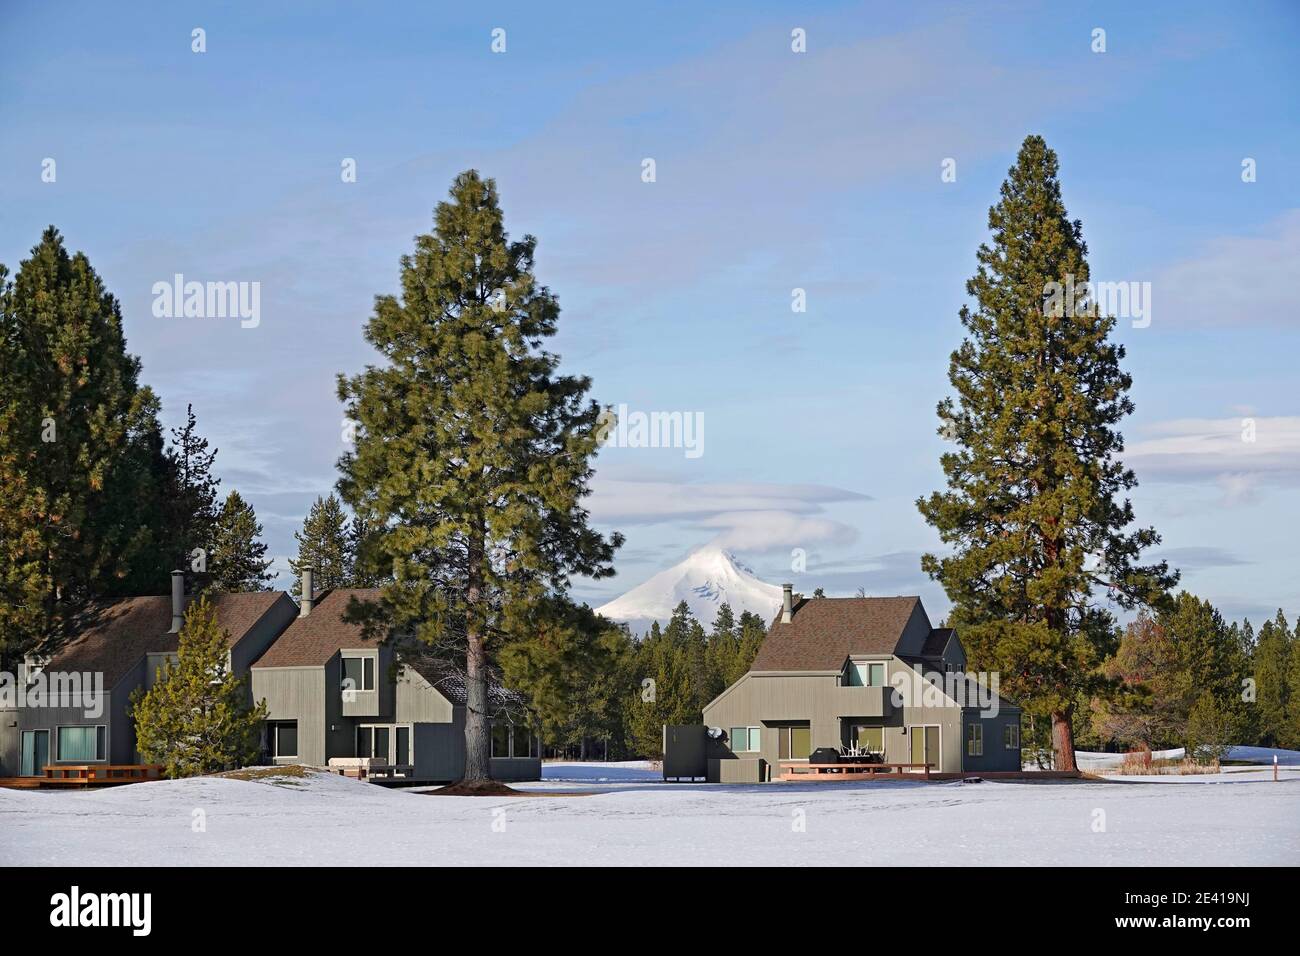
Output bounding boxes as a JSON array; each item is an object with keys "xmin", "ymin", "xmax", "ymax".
[
  {"xmin": 921, "ymin": 627, "xmax": 954, "ymax": 657},
  {"xmin": 44, "ymin": 592, "xmax": 287, "ymax": 689},
  {"xmin": 749, "ymin": 596, "xmax": 921, "ymax": 671},
  {"xmin": 251, "ymin": 588, "xmax": 387, "ymax": 667}
]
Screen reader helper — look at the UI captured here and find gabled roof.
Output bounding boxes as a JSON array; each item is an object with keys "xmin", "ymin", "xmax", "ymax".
[
  {"xmin": 750, "ymin": 596, "xmax": 921, "ymax": 671},
  {"xmin": 920, "ymin": 627, "xmax": 955, "ymax": 657},
  {"xmin": 251, "ymin": 588, "xmax": 387, "ymax": 667},
  {"xmin": 43, "ymin": 592, "xmax": 288, "ymax": 689}
]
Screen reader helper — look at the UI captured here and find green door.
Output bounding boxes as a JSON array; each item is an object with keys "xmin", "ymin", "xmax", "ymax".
[{"xmin": 20, "ymin": 730, "xmax": 49, "ymax": 776}]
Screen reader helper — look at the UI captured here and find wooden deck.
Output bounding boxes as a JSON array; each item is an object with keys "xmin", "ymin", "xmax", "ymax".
[
  {"xmin": 0, "ymin": 764, "xmax": 164, "ymax": 789},
  {"xmin": 779, "ymin": 761, "xmax": 932, "ymax": 781}
]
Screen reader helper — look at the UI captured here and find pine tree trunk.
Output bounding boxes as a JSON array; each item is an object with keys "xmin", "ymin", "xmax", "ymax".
[
  {"xmin": 1051, "ymin": 710, "xmax": 1078, "ymax": 771},
  {"xmin": 461, "ymin": 535, "xmax": 492, "ymax": 785}
]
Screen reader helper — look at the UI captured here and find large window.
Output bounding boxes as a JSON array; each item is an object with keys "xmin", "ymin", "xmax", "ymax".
[
  {"xmin": 776, "ymin": 724, "xmax": 811, "ymax": 760},
  {"xmin": 966, "ymin": 723, "xmax": 983, "ymax": 757},
  {"xmin": 490, "ymin": 723, "xmax": 533, "ymax": 758},
  {"xmin": 1004, "ymin": 723, "xmax": 1020, "ymax": 749},
  {"xmin": 851, "ymin": 725, "xmax": 884, "ymax": 754},
  {"xmin": 848, "ymin": 661, "xmax": 885, "ymax": 687},
  {"xmin": 268, "ymin": 721, "xmax": 298, "ymax": 758},
  {"xmin": 341, "ymin": 655, "xmax": 375, "ymax": 692},
  {"xmin": 56, "ymin": 725, "xmax": 105, "ymax": 761},
  {"xmin": 729, "ymin": 726, "xmax": 760, "ymax": 753}
]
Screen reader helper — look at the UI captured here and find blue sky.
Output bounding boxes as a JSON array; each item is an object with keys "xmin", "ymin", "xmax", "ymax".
[{"xmin": 3, "ymin": 1, "xmax": 1298, "ymax": 625}]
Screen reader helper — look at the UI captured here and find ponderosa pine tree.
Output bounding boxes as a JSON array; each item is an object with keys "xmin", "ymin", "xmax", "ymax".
[
  {"xmin": 336, "ymin": 170, "xmax": 621, "ymax": 787},
  {"xmin": 164, "ymin": 403, "xmax": 221, "ymax": 588},
  {"xmin": 208, "ymin": 490, "xmax": 273, "ymax": 592},
  {"xmin": 129, "ymin": 595, "xmax": 268, "ymax": 777},
  {"xmin": 917, "ymin": 136, "xmax": 1175, "ymax": 771},
  {"xmin": 0, "ymin": 229, "xmax": 172, "ymax": 663},
  {"xmin": 289, "ymin": 493, "xmax": 352, "ymax": 594}
]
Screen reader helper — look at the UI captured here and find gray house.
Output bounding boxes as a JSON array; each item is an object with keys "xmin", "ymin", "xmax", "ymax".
[
  {"xmin": 249, "ymin": 578, "xmax": 540, "ymax": 783},
  {"xmin": 694, "ymin": 586, "xmax": 1021, "ymax": 782},
  {"xmin": 2, "ymin": 572, "xmax": 297, "ymax": 777}
]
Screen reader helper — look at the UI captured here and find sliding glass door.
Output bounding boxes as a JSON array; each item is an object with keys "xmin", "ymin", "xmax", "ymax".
[
  {"xmin": 908, "ymin": 725, "xmax": 939, "ymax": 770},
  {"xmin": 20, "ymin": 730, "xmax": 49, "ymax": 776}
]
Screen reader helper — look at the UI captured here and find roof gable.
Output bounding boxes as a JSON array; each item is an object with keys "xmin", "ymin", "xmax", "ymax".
[
  {"xmin": 251, "ymin": 588, "xmax": 387, "ymax": 668},
  {"xmin": 44, "ymin": 591, "xmax": 288, "ymax": 688},
  {"xmin": 749, "ymin": 596, "xmax": 923, "ymax": 671}
]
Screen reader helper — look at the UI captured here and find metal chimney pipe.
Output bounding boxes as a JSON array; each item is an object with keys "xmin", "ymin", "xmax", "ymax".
[
  {"xmin": 169, "ymin": 570, "xmax": 185, "ymax": 633},
  {"xmin": 300, "ymin": 565, "xmax": 314, "ymax": 617},
  {"xmin": 781, "ymin": 583, "xmax": 793, "ymax": 623}
]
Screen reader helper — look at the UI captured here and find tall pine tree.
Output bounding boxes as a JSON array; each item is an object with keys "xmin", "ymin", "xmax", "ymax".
[
  {"xmin": 0, "ymin": 229, "xmax": 171, "ymax": 663},
  {"xmin": 208, "ymin": 490, "xmax": 273, "ymax": 592},
  {"xmin": 164, "ymin": 403, "xmax": 220, "ymax": 588},
  {"xmin": 917, "ymin": 136, "xmax": 1175, "ymax": 770},
  {"xmin": 289, "ymin": 493, "xmax": 352, "ymax": 593},
  {"xmin": 337, "ymin": 171, "xmax": 621, "ymax": 787}
]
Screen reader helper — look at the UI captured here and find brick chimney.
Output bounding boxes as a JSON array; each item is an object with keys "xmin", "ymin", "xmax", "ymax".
[{"xmin": 781, "ymin": 583, "xmax": 793, "ymax": 623}]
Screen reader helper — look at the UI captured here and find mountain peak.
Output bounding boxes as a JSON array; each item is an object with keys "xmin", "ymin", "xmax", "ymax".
[{"xmin": 596, "ymin": 545, "xmax": 783, "ymax": 635}]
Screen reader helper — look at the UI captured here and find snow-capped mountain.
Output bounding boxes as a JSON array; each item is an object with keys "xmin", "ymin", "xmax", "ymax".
[{"xmin": 596, "ymin": 546, "xmax": 784, "ymax": 635}]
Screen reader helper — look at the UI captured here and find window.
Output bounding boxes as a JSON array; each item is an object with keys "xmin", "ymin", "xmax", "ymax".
[
  {"xmin": 511, "ymin": 726, "xmax": 533, "ymax": 758},
  {"xmin": 848, "ymin": 661, "xmax": 885, "ymax": 687},
  {"xmin": 57, "ymin": 725, "xmax": 105, "ymax": 761},
  {"xmin": 729, "ymin": 726, "xmax": 760, "ymax": 752},
  {"xmin": 852, "ymin": 725, "xmax": 884, "ymax": 754},
  {"xmin": 966, "ymin": 723, "xmax": 983, "ymax": 757},
  {"xmin": 269, "ymin": 721, "xmax": 298, "ymax": 758},
  {"xmin": 490, "ymin": 723, "xmax": 533, "ymax": 758},
  {"xmin": 396, "ymin": 726, "xmax": 411, "ymax": 765},
  {"xmin": 491, "ymin": 722, "xmax": 511, "ymax": 757},
  {"xmin": 776, "ymin": 724, "xmax": 811, "ymax": 760},
  {"xmin": 1004, "ymin": 723, "xmax": 1020, "ymax": 749},
  {"xmin": 341, "ymin": 655, "xmax": 374, "ymax": 692}
]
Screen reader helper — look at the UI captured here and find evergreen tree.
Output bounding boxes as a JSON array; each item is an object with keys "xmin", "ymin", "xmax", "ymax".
[
  {"xmin": 917, "ymin": 136, "xmax": 1175, "ymax": 770},
  {"xmin": 346, "ymin": 509, "xmax": 389, "ymax": 587},
  {"xmin": 208, "ymin": 490, "xmax": 273, "ymax": 592},
  {"xmin": 164, "ymin": 403, "xmax": 220, "ymax": 588},
  {"xmin": 1285, "ymin": 618, "xmax": 1300, "ymax": 750},
  {"xmin": 0, "ymin": 229, "xmax": 170, "ymax": 662},
  {"xmin": 1186, "ymin": 693, "xmax": 1235, "ymax": 764},
  {"xmin": 336, "ymin": 171, "xmax": 621, "ymax": 787},
  {"xmin": 498, "ymin": 600, "xmax": 633, "ymax": 758},
  {"xmin": 289, "ymin": 494, "xmax": 351, "ymax": 593},
  {"xmin": 731, "ymin": 610, "xmax": 768, "ymax": 684},
  {"xmin": 129, "ymin": 595, "xmax": 268, "ymax": 777},
  {"xmin": 1253, "ymin": 610, "xmax": 1291, "ymax": 747}
]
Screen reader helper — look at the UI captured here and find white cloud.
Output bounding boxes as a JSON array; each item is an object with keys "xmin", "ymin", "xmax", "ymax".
[
  {"xmin": 1127, "ymin": 416, "xmax": 1300, "ymax": 501},
  {"xmin": 1153, "ymin": 210, "xmax": 1300, "ymax": 325}
]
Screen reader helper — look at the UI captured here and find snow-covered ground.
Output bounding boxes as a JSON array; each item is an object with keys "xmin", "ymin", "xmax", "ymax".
[
  {"xmin": 2, "ymin": 760, "xmax": 1296, "ymax": 866},
  {"xmin": 1075, "ymin": 745, "xmax": 1300, "ymax": 771}
]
